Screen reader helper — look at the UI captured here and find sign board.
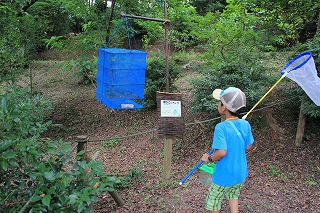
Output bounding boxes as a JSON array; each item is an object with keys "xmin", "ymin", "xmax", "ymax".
[{"xmin": 160, "ymin": 100, "xmax": 181, "ymax": 117}]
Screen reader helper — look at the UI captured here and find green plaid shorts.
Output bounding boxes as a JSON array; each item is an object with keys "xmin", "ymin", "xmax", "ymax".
[{"xmin": 205, "ymin": 183, "xmax": 243, "ymax": 211}]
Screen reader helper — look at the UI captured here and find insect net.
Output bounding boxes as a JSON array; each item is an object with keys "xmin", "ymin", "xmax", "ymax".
[{"xmin": 281, "ymin": 52, "xmax": 320, "ymax": 106}]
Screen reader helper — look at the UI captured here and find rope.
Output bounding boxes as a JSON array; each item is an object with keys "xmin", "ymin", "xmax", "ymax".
[
  {"xmin": 77, "ymin": 97, "xmax": 296, "ymax": 144},
  {"xmin": 125, "ymin": 16, "xmax": 132, "ymax": 49},
  {"xmin": 87, "ymin": 128, "xmax": 157, "ymax": 143},
  {"xmin": 125, "ymin": 16, "xmax": 140, "ymax": 50},
  {"xmin": 106, "ymin": 16, "xmax": 126, "ymax": 47},
  {"xmin": 106, "ymin": 15, "xmax": 139, "ymax": 50}
]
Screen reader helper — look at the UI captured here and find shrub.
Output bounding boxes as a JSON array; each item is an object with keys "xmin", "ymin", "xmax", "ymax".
[
  {"xmin": 144, "ymin": 51, "xmax": 181, "ymax": 108},
  {"xmin": 190, "ymin": 52, "xmax": 275, "ymax": 115}
]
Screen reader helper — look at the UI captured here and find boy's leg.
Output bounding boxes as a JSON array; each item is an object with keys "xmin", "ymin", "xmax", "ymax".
[
  {"xmin": 225, "ymin": 183, "xmax": 243, "ymax": 213},
  {"xmin": 205, "ymin": 184, "xmax": 225, "ymax": 212},
  {"xmin": 228, "ymin": 199, "xmax": 238, "ymax": 213}
]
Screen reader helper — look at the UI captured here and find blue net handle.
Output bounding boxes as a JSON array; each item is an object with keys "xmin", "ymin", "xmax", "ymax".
[{"xmin": 106, "ymin": 15, "xmax": 140, "ymax": 50}]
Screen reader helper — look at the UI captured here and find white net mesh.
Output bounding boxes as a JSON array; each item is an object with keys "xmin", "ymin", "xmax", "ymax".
[{"xmin": 282, "ymin": 52, "xmax": 320, "ymax": 106}]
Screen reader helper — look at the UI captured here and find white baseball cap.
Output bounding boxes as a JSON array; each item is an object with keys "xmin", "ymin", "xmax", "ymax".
[{"xmin": 212, "ymin": 87, "xmax": 246, "ymax": 113}]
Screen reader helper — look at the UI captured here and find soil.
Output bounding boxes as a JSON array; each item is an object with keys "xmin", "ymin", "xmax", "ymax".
[{"xmin": 32, "ymin": 50, "xmax": 319, "ymax": 213}]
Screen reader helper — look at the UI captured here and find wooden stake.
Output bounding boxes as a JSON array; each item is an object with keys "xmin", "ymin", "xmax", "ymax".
[
  {"xmin": 163, "ymin": 138, "xmax": 173, "ymax": 179},
  {"xmin": 76, "ymin": 135, "xmax": 88, "ymax": 161},
  {"xmin": 109, "ymin": 191, "xmax": 125, "ymax": 207}
]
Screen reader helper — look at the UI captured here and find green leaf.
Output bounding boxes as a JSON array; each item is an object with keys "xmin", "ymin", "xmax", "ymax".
[
  {"xmin": 44, "ymin": 171, "xmax": 55, "ymax": 181},
  {"xmin": 69, "ymin": 194, "xmax": 78, "ymax": 204},
  {"xmin": 77, "ymin": 202, "xmax": 85, "ymax": 213},
  {"xmin": 0, "ymin": 140, "xmax": 15, "ymax": 151},
  {"xmin": 308, "ymin": 181, "xmax": 318, "ymax": 186},
  {"xmin": 1, "ymin": 161, "xmax": 8, "ymax": 171},
  {"xmin": 42, "ymin": 194, "xmax": 51, "ymax": 207},
  {"xmin": 1, "ymin": 97, "xmax": 7, "ymax": 113},
  {"xmin": 79, "ymin": 161, "xmax": 88, "ymax": 169},
  {"xmin": 77, "ymin": 150, "xmax": 86, "ymax": 156},
  {"xmin": 2, "ymin": 150, "xmax": 17, "ymax": 158},
  {"xmin": 30, "ymin": 195, "xmax": 42, "ymax": 203},
  {"xmin": 13, "ymin": 117, "xmax": 21, "ymax": 123}
]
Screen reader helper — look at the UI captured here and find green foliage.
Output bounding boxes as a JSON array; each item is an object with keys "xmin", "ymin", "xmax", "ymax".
[
  {"xmin": 0, "ymin": 84, "xmax": 119, "ymax": 212},
  {"xmin": 167, "ymin": 2, "xmax": 201, "ymax": 50},
  {"xmin": 59, "ymin": 0, "xmax": 101, "ymax": 32},
  {"xmin": 64, "ymin": 55, "xmax": 98, "ymax": 85},
  {"xmin": 189, "ymin": 7, "xmax": 275, "ymax": 114},
  {"xmin": 190, "ymin": 55, "xmax": 274, "ymax": 114},
  {"xmin": 144, "ymin": 51, "xmax": 181, "ymax": 108},
  {"xmin": 61, "ymin": 29, "xmax": 105, "ymax": 84},
  {"xmin": 0, "ymin": 5, "xmax": 27, "ymax": 82},
  {"xmin": 116, "ymin": 165, "xmax": 142, "ymax": 188},
  {"xmin": 0, "ymin": 84, "xmax": 52, "ymax": 140},
  {"xmin": 204, "ymin": 4, "xmax": 268, "ymax": 60},
  {"xmin": 233, "ymin": 0, "xmax": 320, "ymax": 46},
  {"xmin": 190, "ymin": 0, "xmax": 227, "ymax": 15},
  {"xmin": 28, "ymin": 0, "xmax": 71, "ymax": 37},
  {"xmin": 0, "ymin": 137, "xmax": 119, "ymax": 212},
  {"xmin": 44, "ymin": 36, "xmax": 64, "ymax": 49}
]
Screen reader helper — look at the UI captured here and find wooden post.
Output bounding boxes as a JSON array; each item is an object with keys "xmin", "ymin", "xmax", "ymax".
[
  {"xmin": 162, "ymin": 0, "xmax": 172, "ymax": 181},
  {"xmin": 122, "ymin": 0, "xmax": 174, "ymax": 181},
  {"xmin": 76, "ymin": 135, "xmax": 88, "ymax": 161},
  {"xmin": 164, "ymin": 1, "xmax": 170, "ymax": 93},
  {"xmin": 295, "ymin": 100, "xmax": 306, "ymax": 147},
  {"xmin": 109, "ymin": 191, "xmax": 125, "ymax": 207},
  {"xmin": 163, "ymin": 138, "xmax": 173, "ymax": 179}
]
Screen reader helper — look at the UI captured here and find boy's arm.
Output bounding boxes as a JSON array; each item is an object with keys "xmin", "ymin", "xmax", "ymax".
[
  {"xmin": 201, "ymin": 150, "xmax": 226, "ymax": 163},
  {"xmin": 246, "ymin": 144, "xmax": 253, "ymax": 150}
]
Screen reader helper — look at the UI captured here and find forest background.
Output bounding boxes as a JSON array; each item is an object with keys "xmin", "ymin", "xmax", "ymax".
[{"xmin": 1, "ymin": 0, "xmax": 319, "ymax": 212}]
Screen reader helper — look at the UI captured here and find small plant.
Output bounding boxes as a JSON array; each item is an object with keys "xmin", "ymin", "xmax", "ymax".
[
  {"xmin": 268, "ymin": 164, "xmax": 281, "ymax": 177},
  {"xmin": 44, "ymin": 36, "xmax": 64, "ymax": 49},
  {"xmin": 267, "ymin": 164, "xmax": 289, "ymax": 182},
  {"xmin": 100, "ymin": 138, "xmax": 120, "ymax": 151},
  {"xmin": 116, "ymin": 165, "xmax": 142, "ymax": 188},
  {"xmin": 305, "ymin": 176, "xmax": 319, "ymax": 186}
]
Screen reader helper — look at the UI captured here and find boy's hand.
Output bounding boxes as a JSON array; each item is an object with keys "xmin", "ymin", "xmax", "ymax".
[{"xmin": 201, "ymin": 153, "xmax": 210, "ymax": 163}]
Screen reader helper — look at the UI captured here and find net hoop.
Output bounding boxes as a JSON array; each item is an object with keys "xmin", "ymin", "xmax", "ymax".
[{"xmin": 281, "ymin": 52, "xmax": 312, "ymax": 74}]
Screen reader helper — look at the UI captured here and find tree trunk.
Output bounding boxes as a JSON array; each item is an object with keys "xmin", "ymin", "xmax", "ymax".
[
  {"xmin": 316, "ymin": 11, "xmax": 320, "ymax": 36},
  {"xmin": 295, "ymin": 100, "xmax": 306, "ymax": 147},
  {"xmin": 106, "ymin": 0, "xmax": 116, "ymax": 44}
]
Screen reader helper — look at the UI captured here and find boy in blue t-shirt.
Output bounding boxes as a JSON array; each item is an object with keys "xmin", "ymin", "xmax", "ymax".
[{"xmin": 201, "ymin": 87, "xmax": 254, "ymax": 213}]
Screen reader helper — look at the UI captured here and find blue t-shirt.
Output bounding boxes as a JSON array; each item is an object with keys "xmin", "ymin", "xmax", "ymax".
[{"xmin": 211, "ymin": 119, "xmax": 254, "ymax": 186}]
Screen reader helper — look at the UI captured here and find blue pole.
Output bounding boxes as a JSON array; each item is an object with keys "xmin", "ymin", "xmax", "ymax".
[{"xmin": 179, "ymin": 149, "xmax": 215, "ymax": 185}]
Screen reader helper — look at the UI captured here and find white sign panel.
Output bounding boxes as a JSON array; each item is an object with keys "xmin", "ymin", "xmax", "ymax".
[{"xmin": 160, "ymin": 100, "xmax": 181, "ymax": 117}]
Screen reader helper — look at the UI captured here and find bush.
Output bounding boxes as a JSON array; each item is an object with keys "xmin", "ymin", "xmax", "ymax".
[
  {"xmin": 144, "ymin": 51, "xmax": 181, "ymax": 108},
  {"xmin": 190, "ymin": 52, "xmax": 276, "ymax": 115}
]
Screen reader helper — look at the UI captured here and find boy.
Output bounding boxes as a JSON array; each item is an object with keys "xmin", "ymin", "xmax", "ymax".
[{"xmin": 201, "ymin": 87, "xmax": 254, "ymax": 213}]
